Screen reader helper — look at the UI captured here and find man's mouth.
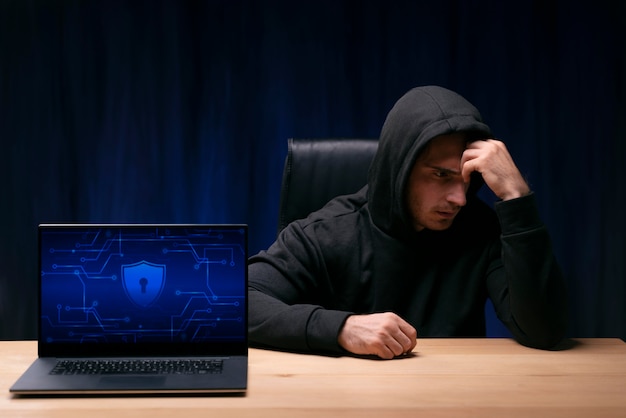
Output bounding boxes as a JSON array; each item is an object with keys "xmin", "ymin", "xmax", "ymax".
[{"xmin": 436, "ymin": 210, "xmax": 457, "ymax": 219}]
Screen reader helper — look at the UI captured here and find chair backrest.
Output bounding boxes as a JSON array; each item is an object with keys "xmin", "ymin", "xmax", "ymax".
[{"xmin": 277, "ymin": 138, "xmax": 379, "ymax": 235}]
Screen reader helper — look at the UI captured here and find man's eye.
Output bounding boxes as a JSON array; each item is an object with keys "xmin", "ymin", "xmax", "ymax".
[{"xmin": 434, "ymin": 171, "xmax": 448, "ymax": 178}]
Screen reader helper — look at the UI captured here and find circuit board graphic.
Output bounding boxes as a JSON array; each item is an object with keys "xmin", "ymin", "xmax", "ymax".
[{"xmin": 39, "ymin": 226, "xmax": 246, "ymax": 344}]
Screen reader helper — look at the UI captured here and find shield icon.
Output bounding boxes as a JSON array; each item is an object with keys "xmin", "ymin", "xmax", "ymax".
[{"xmin": 121, "ymin": 261, "xmax": 166, "ymax": 308}]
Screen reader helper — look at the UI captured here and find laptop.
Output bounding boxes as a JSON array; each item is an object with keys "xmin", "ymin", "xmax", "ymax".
[{"xmin": 10, "ymin": 224, "xmax": 248, "ymax": 395}]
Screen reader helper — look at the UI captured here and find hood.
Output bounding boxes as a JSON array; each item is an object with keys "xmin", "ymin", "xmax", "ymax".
[{"xmin": 367, "ymin": 86, "xmax": 492, "ymax": 240}]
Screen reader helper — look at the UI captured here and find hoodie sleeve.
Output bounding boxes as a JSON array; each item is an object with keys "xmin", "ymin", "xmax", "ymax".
[
  {"xmin": 487, "ymin": 192, "xmax": 568, "ymax": 349},
  {"xmin": 247, "ymin": 222, "xmax": 353, "ymax": 354}
]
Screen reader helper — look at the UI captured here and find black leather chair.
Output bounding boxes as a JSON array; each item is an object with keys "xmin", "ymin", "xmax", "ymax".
[{"xmin": 277, "ymin": 138, "xmax": 379, "ymax": 235}]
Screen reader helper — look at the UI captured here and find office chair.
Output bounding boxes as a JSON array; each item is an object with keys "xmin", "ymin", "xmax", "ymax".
[{"xmin": 277, "ymin": 138, "xmax": 379, "ymax": 235}]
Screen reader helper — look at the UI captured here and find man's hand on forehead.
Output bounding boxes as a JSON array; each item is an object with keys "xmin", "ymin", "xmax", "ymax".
[{"xmin": 461, "ymin": 139, "xmax": 530, "ymax": 201}]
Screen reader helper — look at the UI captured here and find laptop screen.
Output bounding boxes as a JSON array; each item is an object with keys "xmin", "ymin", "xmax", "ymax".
[{"xmin": 38, "ymin": 224, "xmax": 247, "ymax": 357}]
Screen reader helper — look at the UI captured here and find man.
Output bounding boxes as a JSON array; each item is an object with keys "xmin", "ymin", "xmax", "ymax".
[{"xmin": 248, "ymin": 86, "xmax": 567, "ymax": 359}]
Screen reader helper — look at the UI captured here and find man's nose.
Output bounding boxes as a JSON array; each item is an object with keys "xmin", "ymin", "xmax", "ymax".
[{"xmin": 447, "ymin": 181, "xmax": 467, "ymax": 207}]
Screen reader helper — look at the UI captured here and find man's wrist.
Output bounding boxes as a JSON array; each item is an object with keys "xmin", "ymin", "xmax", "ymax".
[{"xmin": 499, "ymin": 182, "xmax": 531, "ymax": 201}]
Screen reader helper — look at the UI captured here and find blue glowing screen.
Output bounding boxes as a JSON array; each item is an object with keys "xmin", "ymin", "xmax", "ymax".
[{"xmin": 39, "ymin": 225, "xmax": 247, "ymax": 344}]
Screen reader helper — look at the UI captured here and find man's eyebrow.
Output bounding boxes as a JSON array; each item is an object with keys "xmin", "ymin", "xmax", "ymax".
[{"xmin": 427, "ymin": 165, "xmax": 461, "ymax": 175}]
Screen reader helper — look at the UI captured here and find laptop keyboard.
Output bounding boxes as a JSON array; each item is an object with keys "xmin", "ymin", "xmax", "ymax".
[{"xmin": 49, "ymin": 359, "xmax": 224, "ymax": 375}]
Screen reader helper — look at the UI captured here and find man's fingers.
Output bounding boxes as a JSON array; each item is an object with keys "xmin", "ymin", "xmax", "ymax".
[
  {"xmin": 461, "ymin": 156, "xmax": 481, "ymax": 183},
  {"xmin": 460, "ymin": 145, "xmax": 485, "ymax": 183},
  {"xmin": 381, "ymin": 338, "xmax": 406, "ymax": 359},
  {"xmin": 397, "ymin": 321, "xmax": 418, "ymax": 352},
  {"xmin": 338, "ymin": 312, "xmax": 418, "ymax": 359}
]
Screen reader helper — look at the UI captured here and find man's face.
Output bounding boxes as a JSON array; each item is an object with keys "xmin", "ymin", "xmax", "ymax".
[{"xmin": 406, "ymin": 133, "xmax": 469, "ymax": 231}]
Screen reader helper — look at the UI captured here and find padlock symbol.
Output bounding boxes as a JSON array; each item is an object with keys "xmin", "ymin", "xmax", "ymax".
[{"xmin": 121, "ymin": 260, "xmax": 166, "ymax": 307}]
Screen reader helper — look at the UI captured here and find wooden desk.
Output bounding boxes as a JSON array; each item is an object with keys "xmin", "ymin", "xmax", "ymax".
[{"xmin": 1, "ymin": 338, "xmax": 625, "ymax": 417}]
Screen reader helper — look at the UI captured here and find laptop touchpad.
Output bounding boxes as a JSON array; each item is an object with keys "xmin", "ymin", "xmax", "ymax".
[{"xmin": 99, "ymin": 376, "xmax": 167, "ymax": 389}]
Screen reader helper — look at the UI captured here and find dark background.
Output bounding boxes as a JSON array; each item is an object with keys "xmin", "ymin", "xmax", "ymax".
[{"xmin": 1, "ymin": 0, "xmax": 624, "ymax": 341}]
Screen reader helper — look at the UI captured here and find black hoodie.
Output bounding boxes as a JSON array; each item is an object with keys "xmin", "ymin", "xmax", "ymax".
[{"xmin": 248, "ymin": 86, "xmax": 567, "ymax": 354}]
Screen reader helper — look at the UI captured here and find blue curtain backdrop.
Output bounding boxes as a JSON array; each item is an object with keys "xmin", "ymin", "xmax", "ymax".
[{"xmin": 1, "ymin": 0, "xmax": 625, "ymax": 341}]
